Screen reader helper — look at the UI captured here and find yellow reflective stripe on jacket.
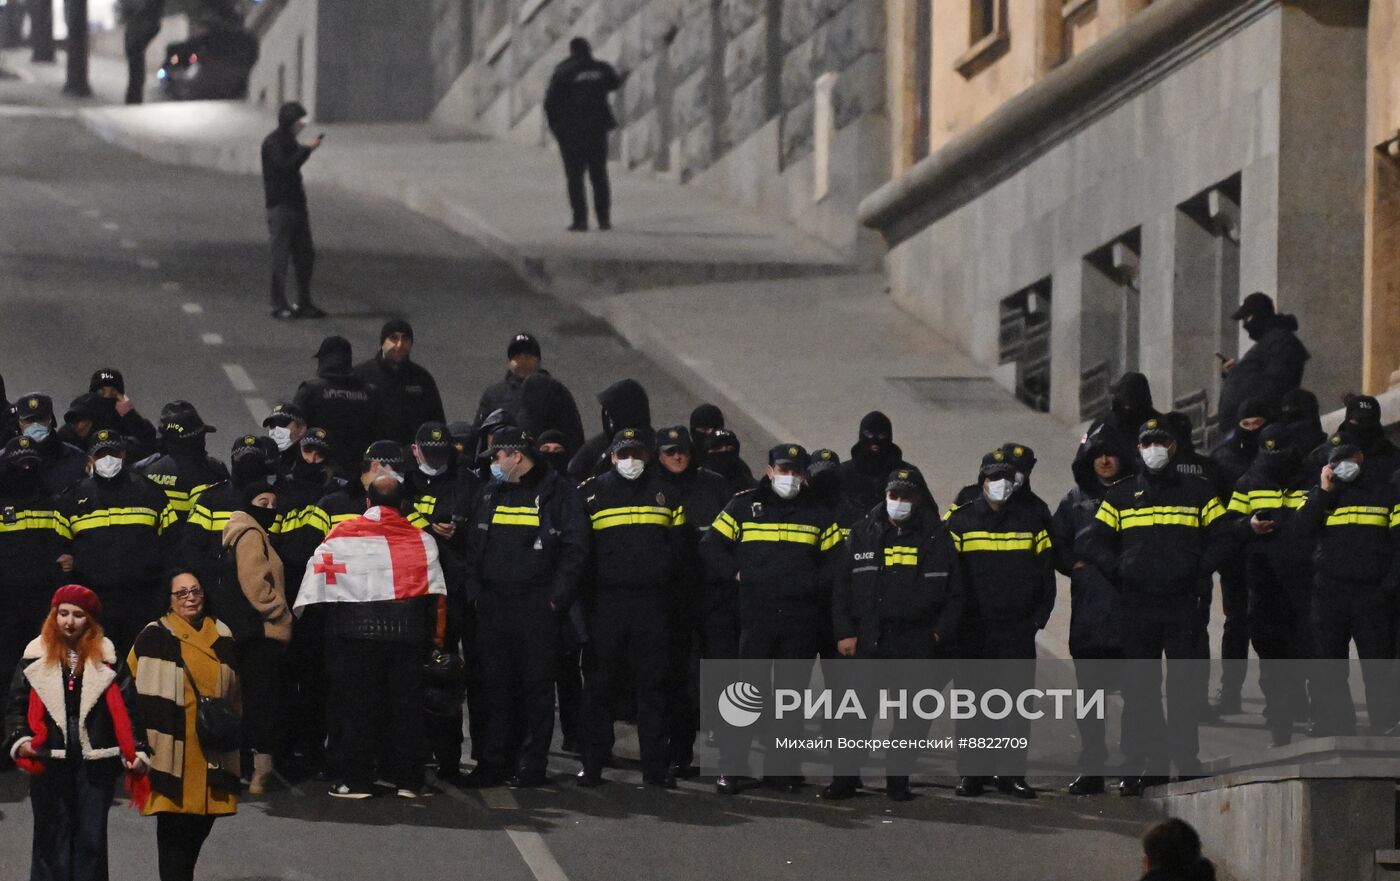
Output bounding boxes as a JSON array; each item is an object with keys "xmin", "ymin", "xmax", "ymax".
[
  {"xmin": 1201, "ymin": 497, "xmax": 1225, "ymax": 526},
  {"xmin": 161, "ymin": 483, "xmax": 217, "ymax": 514},
  {"xmin": 739, "ymin": 522, "xmax": 820, "ymax": 545},
  {"xmin": 68, "ymin": 507, "xmax": 161, "ymax": 534},
  {"xmin": 329, "ymin": 512, "xmax": 361, "ymax": 527},
  {"xmin": 884, "ymin": 546, "xmax": 918, "ymax": 567},
  {"xmin": 407, "ymin": 510, "xmax": 430, "ymax": 530},
  {"xmin": 590, "ymin": 505, "xmax": 681, "ymax": 531},
  {"xmin": 158, "ymin": 506, "xmax": 178, "ymax": 533},
  {"xmin": 0, "ymin": 510, "xmax": 65, "ymax": 535},
  {"xmin": 711, "ymin": 511, "xmax": 740, "ymax": 539},
  {"xmin": 1228, "ymin": 490, "xmax": 1308, "ymax": 515},
  {"xmin": 296, "ymin": 507, "xmax": 331, "ymax": 534},
  {"xmin": 952, "ymin": 530, "xmax": 1038, "ymax": 553},
  {"xmin": 492, "ymin": 505, "xmax": 540, "ymax": 527},
  {"xmin": 1095, "ymin": 501, "xmax": 1120, "ymax": 530},
  {"xmin": 819, "ymin": 523, "xmax": 842, "ymax": 551},
  {"xmin": 1325, "ymin": 506, "xmax": 1394, "ymax": 528},
  {"xmin": 414, "ymin": 497, "xmax": 437, "ymax": 519}
]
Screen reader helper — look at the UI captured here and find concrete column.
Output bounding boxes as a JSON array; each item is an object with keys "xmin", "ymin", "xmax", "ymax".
[{"xmin": 813, "ymin": 71, "xmax": 837, "ymax": 202}]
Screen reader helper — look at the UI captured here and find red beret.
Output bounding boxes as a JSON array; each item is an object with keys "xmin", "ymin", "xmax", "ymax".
[{"xmin": 51, "ymin": 584, "xmax": 102, "ymax": 620}]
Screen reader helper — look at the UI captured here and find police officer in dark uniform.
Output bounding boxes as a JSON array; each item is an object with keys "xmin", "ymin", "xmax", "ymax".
[
  {"xmin": 1051, "ymin": 423, "xmax": 1132, "ymax": 795},
  {"xmin": 945, "ymin": 442, "xmax": 1051, "ymax": 528},
  {"xmin": 293, "ymin": 336, "xmax": 384, "ymax": 480},
  {"xmin": 656, "ymin": 425, "xmax": 732, "ymax": 777},
  {"xmin": 354, "ymin": 320, "xmax": 446, "ymax": 446},
  {"xmin": 824, "ymin": 467, "xmax": 964, "ymax": 802},
  {"xmin": 1224, "ymin": 423, "xmax": 1314, "ymax": 745},
  {"xmin": 405, "ymin": 422, "xmax": 481, "ymax": 781},
  {"xmin": 184, "ymin": 435, "xmax": 284, "ymax": 592},
  {"xmin": 263, "ymin": 402, "xmax": 308, "ymax": 476},
  {"xmin": 0, "ymin": 436, "xmax": 68, "ymax": 699},
  {"xmin": 1088, "ymin": 419, "xmax": 1230, "ymax": 795},
  {"xmin": 133, "ymin": 400, "xmax": 228, "ymax": 552},
  {"xmin": 12, "ymin": 394, "xmax": 86, "ymax": 497},
  {"xmin": 57, "ymin": 429, "xmax": 178, "ymax": 651},
  {"xmin": 1291, "ymin": 434, "xmax": 1400, "ymax": 736},
  {"xmin": 88, "ymin": 368, "xmax": 159, "ymax": 460},
  {"xmin": 576, "ymin": 428, "xmax": 685, "ymax": 788},
  {"xmin": 701, "ymin": 444, "xmax": 842, "ymax": 795},
  {"xmin": 462, "ymin": 428, "xmax": 588, "ymax": 788},
  {"xmin": 945, "ymin": 450, "xmax": 1055, "ymax": 799},
  {"xmin": 544, "ymin": 38, "xmax": 623, "ymax": 231}
]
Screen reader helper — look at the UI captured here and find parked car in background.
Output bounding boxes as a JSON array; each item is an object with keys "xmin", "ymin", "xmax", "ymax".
[{"xmin": 157, "ymin": 27, "xmax": 258, "ymax": 100}]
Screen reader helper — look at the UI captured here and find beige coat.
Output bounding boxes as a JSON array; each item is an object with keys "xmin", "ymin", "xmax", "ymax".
[{"xmin": 221, "ymin": 511, "xmax": 293, "ymax": 644}]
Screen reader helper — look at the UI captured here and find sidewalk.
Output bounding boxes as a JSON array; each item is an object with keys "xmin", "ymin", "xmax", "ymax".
[{"xmin": 7, "ymin": 55, "xmax": 1090, "ymax": 653}]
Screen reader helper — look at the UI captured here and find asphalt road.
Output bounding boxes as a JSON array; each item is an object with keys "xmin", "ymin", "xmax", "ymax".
[{"xmin": 0, "ymin": 81, "xmax": 1161, "ymax": 881}]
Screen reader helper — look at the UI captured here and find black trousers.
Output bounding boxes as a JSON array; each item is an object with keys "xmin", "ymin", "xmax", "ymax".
[
  {"xmin": 266, "ymin": 204, "xmax": 315, "ymax": 310},
  {"xmin": 93, "ymin": 588, "xmax": 159, "ymax": 658},
  {"xmin": 28, "ymin": 759, "xmax": 118, "ymax": 881},
  {"xmin": 477, "ymin": 591, "xmax": 560, "ymax": 777},
  {"xmin": 1217, "ymin": 557, "xmax": 1250, "ymax": 697},
  {"xmin": 665, "ymin": 590, "xmax": 705, "ymax": 768},
  {"xmin": 1120, "ymin": 596, "xmax": 1204, "ymax": 775},
  {"xmin": 1312, "ymin": 581, "xmax": 1398, "ymax": 735},
  {"xmin": 325, "ymin": 636, "xmax": 427, "ymax": 791},
  {"xmin": 155, "ymin": 814, "xmax": 217, "ymax": 881},
  {"xmin": 558, "ymin": 136, "xmax": 610, "ymax": 227},
  {"xmin": 556, "ymin": 615, "xmax": 584, "ymax": 750},
  {"xmin": 286, "ymin": 606, "xmax": 329, "ymax": 766},
  {"xmin": 581, "ymin": 591, "xmax": 671, "ymax": 777},
  {"xmin": 717, "ymin": 608, "xmax": 821, "ymax": 773},
  {"xmin": 955, "ymin": 617, "xmax": 1036, "ymax": 778},
  {"xmin": 237, "ymin": 637, "xmax": 285, "ymax": 755},
  {"xmin": 1249, "ymin": 577, "xmax": 1314, "ymax": 741},
  {"xmin": 124, "ymin": 45, "xmax": 145, "ymax": 104},
  {"xmin": 1071, "ymin": 647, "xmax": 1123, "ymax": 773}
]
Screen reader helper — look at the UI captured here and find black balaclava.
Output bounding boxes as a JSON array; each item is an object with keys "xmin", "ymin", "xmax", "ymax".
[
  {"xmin": 1254, "ymin": 423, "xmax": 1300, "ymax": 482},
  {"xmin": 535, "ymin": 429, "xmax": 571, "ymax": 475},
  {"xmin": 1344, "ymin": 395, "xmax": 1385, "ymax": 449},
  {"xmin": 1110, "ymin": 372, "xmax": 1155, "ymax": 431},
  {"xmin": 1233, "ymin": 397, "xmax": 1274, "ymax": 457},
  {"xmin": 855, "ymin": 411, "xmax": 895, "ymax": 471}
]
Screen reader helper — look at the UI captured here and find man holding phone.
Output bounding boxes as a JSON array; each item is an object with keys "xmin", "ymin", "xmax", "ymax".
[{"xmin": 262, "ymin": 101, "xmax": 327, "ymax": 320}]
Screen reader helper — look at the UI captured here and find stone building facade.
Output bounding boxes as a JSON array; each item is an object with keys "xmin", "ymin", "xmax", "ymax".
[{"xmin": 862, "ymin": 0, "xmax": 1372, "ymax": 435}]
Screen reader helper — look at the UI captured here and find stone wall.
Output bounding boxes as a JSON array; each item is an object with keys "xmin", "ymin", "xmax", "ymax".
[
  {"xmin": 437, "ymin": 0, "xmax": 886, "ymax": 261},
  {"xmin": 879, "ymin": 2, "xmax": 1368, "ymax": 426}
]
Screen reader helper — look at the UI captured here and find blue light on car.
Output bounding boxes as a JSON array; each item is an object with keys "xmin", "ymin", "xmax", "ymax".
[{"xmin": 157, "ymin": 69, "xmax": 167, "ymax": 79}]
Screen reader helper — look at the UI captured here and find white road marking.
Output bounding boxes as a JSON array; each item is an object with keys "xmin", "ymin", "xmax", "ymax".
[
  {"xmin": 439, "ymin": 780, "xmax": 570, "ymax": 881},
  {"xmin": 201, "ymin": 332, "xmax": 223, "ymax": 345},
  {"xmin": 221, "ymin": 364, "xmax": 257, "ymax": 393},
  {"xmin": 506, "ymin": 829, "xmax": 571, "ymax": 881},
  {"xmin": 181, "ymin": 302, "xmax": 203, "ymax": 314},
  {"xmin": 162, "ymin": 281, "xmax": 183, "ymax": 292},
  {"xmin": 244, "ymin": 398, "xmax": 269, "ymax": 422},
  {"xmin": 101, "ymin": 221, "xmax": 119, "ymax": 231},
  {"xmin": 0, "ymin": 105, "xmax": 70, "ymax": 117},
  {"xmin": 138, "ymin": 257, "xmax": 159, "ymax": 269},
  {"xmin": 82, "ymin": 209, "xmax": 101, "ymax": 219},
  {"xmin": 119, "ymin": 238, "xmax": 139, "ymax": 250}
]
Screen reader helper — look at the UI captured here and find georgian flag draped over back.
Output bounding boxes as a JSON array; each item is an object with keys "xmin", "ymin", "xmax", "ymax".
[{"xmin": 295, "ymin": 506, "xmax": 446, "ymax": 611}]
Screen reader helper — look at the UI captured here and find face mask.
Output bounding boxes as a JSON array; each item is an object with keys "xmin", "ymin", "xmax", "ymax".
[
  {"xmin": 22, "ymin": 423, "xmax": 49, "ymax": 443},
  {"xmin": 771, "ymin": 474, "xmax": 802, "ymax": 500},
  {"xmin": 886, "ymin": 499, "xmax": 913, "ymax": 523},
  {"xmin": 418, "ymin": 461, "xmax": 446, "ymax": 477},
  {"xmin": 291, "ymin": 457, "xmax": 324, "ymax": 481},
  {"xmin": 268, "ymin": 426, "xmax": 294, "ymax": 452},
  {"xmin": 93, "ymin": 456, "xmax": 123, "ymax": 479},
  {"xmin": 490, "ymin": 457, "xmax": 517, "ymax": 483},
  {"xmin": 1333, "ymin": 460, "xmax": 1361, "ymax": 483},
  {"xmin": 1141, "ymin": 446, "xmax": 1171, "ymax": 473},
  {"xmin": 616, "ymin": 458, "xmax": 645, "ymax": 480},
  {"xmin": 248, "ymin": 505, "xmax": 278, "ymax": 531},
  {"xmin": 984, "ymin": 479, "xmax": 1013, "ymax": 503}
]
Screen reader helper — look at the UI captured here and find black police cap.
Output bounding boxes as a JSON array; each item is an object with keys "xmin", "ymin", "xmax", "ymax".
[{"xmin": 768, "ymin": 444, "xmax": 810, "ymax": 471}]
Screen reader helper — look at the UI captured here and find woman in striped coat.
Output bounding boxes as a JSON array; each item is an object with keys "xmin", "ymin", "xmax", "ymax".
[{"xmin": 125, "ymin": 569, "xmax": 240, "ymax": 881}]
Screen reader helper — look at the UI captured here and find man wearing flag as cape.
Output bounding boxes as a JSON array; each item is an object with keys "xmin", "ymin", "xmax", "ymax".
[{"xmin": 296, "ymin": 470, "xmax": 447, "ymax": 800}]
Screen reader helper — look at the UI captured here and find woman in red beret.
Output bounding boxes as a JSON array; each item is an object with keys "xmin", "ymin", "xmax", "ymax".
[{"xmin": 5, "ymin": 584, "xmax": 149, "ymax": 881}]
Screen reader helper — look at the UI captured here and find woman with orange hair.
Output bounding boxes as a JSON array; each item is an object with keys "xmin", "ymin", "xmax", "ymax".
[{"xmin": 4, "ymin": 584, "xmax": 149, "ymax": 881}]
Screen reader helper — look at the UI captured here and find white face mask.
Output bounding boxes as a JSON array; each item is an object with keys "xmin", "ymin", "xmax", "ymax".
[
  {"xmin": 771, "ymin": 474, "xmax": 802, "ymax": 499},
  {"xmin": 616, "ymin": 458, "xmax": 645, "ymax": 480},
  {"xmin": 1140, "ymin": 445, "xmax": 1171, "ymax": 472},
  {"xmin": 268, "ymin": 426, "xmax": 294, "ymax": 451},
  {"xmin": 984, "ymin": 478, "xmax": 1013, "ymax": 503},
  {"xmin": 418, "ymin": 462, "xmax": 446, "ymax": 477},
  {"xmin": 886, "ymin": 498, "xmax": 913, "ymax": 523},
  {"xmin": 94, "ymin": 456, "xmax": 123, "ymax": 479},
  {"xmin": 1332, "ymin": 460, "xmax": 1361, "ymax": 483}
]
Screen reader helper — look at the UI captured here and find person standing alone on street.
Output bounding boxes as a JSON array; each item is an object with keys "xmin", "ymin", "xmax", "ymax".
[
  {"xmin": 544, "ymin": 38, "xmax": 623, "ymax": 232},
  {"xmin": 262, "ymin": 101, "xmax": 326, "ymax": 320}
]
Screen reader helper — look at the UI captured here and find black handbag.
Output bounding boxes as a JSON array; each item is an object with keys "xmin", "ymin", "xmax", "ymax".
[{"xmin": 178, "ymin": 659, "xmax": 242, "ymax": 754}]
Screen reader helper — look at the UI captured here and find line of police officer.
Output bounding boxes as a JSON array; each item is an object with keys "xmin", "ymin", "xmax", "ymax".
[{"xmin": 5, "ymin": 341, "xmax": 1399, "ymax": 802}]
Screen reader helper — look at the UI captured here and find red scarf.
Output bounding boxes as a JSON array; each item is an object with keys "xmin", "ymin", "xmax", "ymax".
[{"xmin": 16, "ymin": 669, "xmax": 151, "ymax": 810}]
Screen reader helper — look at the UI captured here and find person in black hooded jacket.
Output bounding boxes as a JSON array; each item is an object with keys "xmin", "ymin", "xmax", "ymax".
[
  {"xmin": 1320, "ymin": 394, "xmax": 1400, "ymax": 484},
  {"xmin": 1216, "ymin": 292, "xmax": 1309, "ymax": 430},
  {"xmin": 835, "ymin": 412, "xmax": 914, "ymax": 515},
  {"xmin": 567, "ymin": 378, "xmax": 651, "ymax": 480},
  {"xmin": 701, "ymin": 428, "xmax": 755, "ymax": 496},
  {"xmin": 261, "ymin": 100, "xmax": 325, "ymax": 320},
  {"xmin": 353, "ymin": 320, "xmax": 445, "ymax": 446},
  {"xmin": 516, "ymin": 373, "xmax": 586, "ymax": 457},
  {"xmin": 293, "ymin": 336, "xmax": 385, "ymax": 480},
  {"xmin": 1278, "ymin": 388, "xmax": 1327, "ymax": 464},
  {"xmin": 1090, "ymin": 372, "xmax": 1161, "ymax": 446},
  {"xmin": 1052, "ymin": 422, "xmax": 1132, "ymax": 795}
]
